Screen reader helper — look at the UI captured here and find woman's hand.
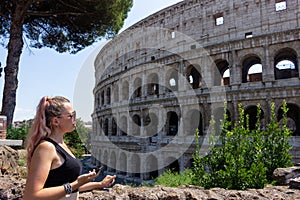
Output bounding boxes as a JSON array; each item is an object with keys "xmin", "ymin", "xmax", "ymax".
[
  {"xmin": 76, "ymin": 173, "xmax": 116, "ymax": 192},
  {"xmin": 76, "ymin": 171, "xmax": 98, "ymax": 186},
  {"xmin": 100, "ymin": 175, "xmax": 116, "ymax": 188}
]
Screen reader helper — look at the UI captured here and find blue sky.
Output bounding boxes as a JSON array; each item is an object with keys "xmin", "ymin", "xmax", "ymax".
[{"xmin": 0, "ymin": 0, "xmax": 182, "ymax": 122}]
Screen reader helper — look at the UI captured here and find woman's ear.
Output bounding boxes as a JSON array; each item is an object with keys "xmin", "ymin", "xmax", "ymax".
[{"xmin": 52, "ymin": 117, "xmax": 60, "ymax": 127}]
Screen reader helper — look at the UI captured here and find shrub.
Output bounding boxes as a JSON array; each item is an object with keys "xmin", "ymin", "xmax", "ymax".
[
  {"xmin": 191, "ymin": 101, "xmax": 292, "ymax": 189},
  {"xmin": 155, "ymin": 169, "xmax": 193, "ymax": 187},
  {"xmin": 6, "ymin": 124, "xmax": 30, "ymax": 148},
  {"xmin": 155, "ymin": 101, "xmax": 293, "ymax": 190}
]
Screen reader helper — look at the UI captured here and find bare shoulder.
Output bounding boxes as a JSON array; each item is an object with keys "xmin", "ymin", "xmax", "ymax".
[
  {"xmin": 29, "ymin": 139, "xmax": 57, "ymax": 169},
  {"xmin": 34, "ymin": 140, "xmax": 56, "ymax": 157}
]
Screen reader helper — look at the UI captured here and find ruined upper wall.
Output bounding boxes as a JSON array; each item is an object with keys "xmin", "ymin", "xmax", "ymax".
[
  {"xmin": 131, "ymin": 0, "xmax": 300, "ymax": 41},
  {"xmin": 95, "ymin": 0, "xmax": 300, "ymax": 84}
]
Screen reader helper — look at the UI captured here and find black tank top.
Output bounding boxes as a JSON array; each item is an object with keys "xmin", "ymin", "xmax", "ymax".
[{"xmin": 43, "ymin": 138, "xmax": 82, "ymax": 188}]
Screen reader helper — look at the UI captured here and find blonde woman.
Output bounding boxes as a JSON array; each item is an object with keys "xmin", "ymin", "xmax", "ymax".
[{"xmin": 23, "ymin": 96, "xmax": 116, "ymax": 200}]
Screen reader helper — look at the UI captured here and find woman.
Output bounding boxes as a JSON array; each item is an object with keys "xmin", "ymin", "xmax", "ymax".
[{"xmin": 23, "ymin": 96, "xmax": 116, "ymax": 200}]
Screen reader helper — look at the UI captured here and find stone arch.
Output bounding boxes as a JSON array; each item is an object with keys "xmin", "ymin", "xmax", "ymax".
[
  {"xmin": 112, "ymin": 117, "xmax": 117, "ymax": 136},
  {"xmin": 104, "ymin": 117, "xmax": 109, "ymax": 136},
  {"xmin": 184, "ymin": 109, "xmax": 203, "ymax": 135},
  {"xmin": 113, "ymin": 83, "xmax": 119, "ymax": 103},
  {"xmin": 145, "ymin": 155, "xmax": 158, "ymax": 180},
  {"xmin": 122, "ymin": 80, "xmax": 129, "ymax": 101},
  {"xmin": 167, "ymin": 111, "xmax": 178, "ymax": 136},
  {"xmin": 166, "ymin": 68, "xmax": 178, "ymax": 91},
  {"xmin": 144, "ymin": 111, "xmax": 159, "ymax": 137},
  {"xmin": 119, "ymin": 152, "xmax": 127, "ymax": 175},
  {"xmin": 120, "ymin": 115, "xmax": 128, "ymax": 136},
  {"xmin": 214, "ymin": 59, "xmax": 230, "ymax": 86},
  {"xmin": 165, "ymin": 157, "xmax": 180, "ymax": 173},
  {"xmin": 274, "ymin": 47, "xmax": 299, "ymax": 80},
  {"xmin": 96, "ymin": 92, "xmax": 101, "ymax": 108},
  {"xmin": 244, "ymin": 105, "xmax": 264, "ymax": 130},
  {"xmin": 147, "ymin": 73, "xmax": 159, "ymax": 96},
  {"xmin": 212, "ymin": 107, "xmax": 231, "ymax": 135},
  {"xmin": 106, "ymin": 87, "xmax": 111, "ymax": 104},
  {"xmin": 278, "ymin": 103, "xmax": 300, "ymax": 135},
  {"xmin": 95, "ymin": 149, "xmax": 101, "ymax": 166},
  {"xmin": 97, "ymin": 117, "xmax": 103, "ymax": 135},
  {"xmin": 242, "ymin": 55, "xmax": 263, "ymax": 83},
  {"xmin": 110, "ymin": 151, "xmax": 117, "ymax": 172},
  {"xmin": 132, "ymin": 114, "xmax": 141, "ymax": 136},
  {"xmin": 186, "ymin": 64, "xmax": 202, "ymax": 89},
  {"xmin": 133, "ymin": 77, "xmax": 142, "ymax": 98},
  {"xmin": 101, "ymin": 90, "xmax": 105, "ymax": 105},
  {"xmin": 103, "ymin": 150, "xmax": 108, "ymax": 170},
  {"xmin": 131, "ymin": 154, "xmax": 141, "ymax": 178},
  {"xmin": 185, "ymin": 158, "xmax": 193, "ymax": 169}
]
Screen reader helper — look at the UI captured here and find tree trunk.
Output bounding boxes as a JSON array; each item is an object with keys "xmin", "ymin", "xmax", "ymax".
[{"xmin": 1, "ymin": 1, "xmax": 31, "ymax": 127}]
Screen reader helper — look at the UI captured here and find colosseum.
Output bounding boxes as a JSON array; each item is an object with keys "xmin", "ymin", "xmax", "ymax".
[{"xmin": 91, "ymin": 0, "xmax": 300, "ymax": 184}]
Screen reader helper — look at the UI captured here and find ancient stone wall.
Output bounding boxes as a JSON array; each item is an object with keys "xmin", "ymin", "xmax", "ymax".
[{"xmin": 92, "ymin": 0, "xmax": 300, "ymax": 183}]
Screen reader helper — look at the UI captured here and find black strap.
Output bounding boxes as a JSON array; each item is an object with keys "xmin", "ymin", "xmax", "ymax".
[{"xmin": 44, "ymin": 138, "xmax": 66, "ymax": 159}]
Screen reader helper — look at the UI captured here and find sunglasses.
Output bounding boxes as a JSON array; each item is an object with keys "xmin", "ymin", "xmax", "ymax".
[{"xmin": 59, "ymin": 111, "xmax": 76, "ymax": 120}]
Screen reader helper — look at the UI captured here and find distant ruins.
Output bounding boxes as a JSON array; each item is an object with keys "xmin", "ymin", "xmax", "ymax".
[
  {"xmin": 0, "ymin": 116, "xmax": 7, "ymax": 139},
  {"xmin": 92, "ymin": 0, "xmax": 300, "ymax": 183},
  {"xmin": 0, "ymin": 116, "xmax": 22, "ymax": 147}
]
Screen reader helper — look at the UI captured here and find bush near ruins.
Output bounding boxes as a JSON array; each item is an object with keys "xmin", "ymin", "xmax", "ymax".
[
  {"xmin": 6, "ymin": 123, "xmax": 31, "ymax": 148},
  {"xmin": 155, "ymin": 101, "xmax": 293, "ymax": 190}
]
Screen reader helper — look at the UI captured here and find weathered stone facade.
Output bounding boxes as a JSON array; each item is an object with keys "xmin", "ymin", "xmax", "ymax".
[{"xmin": 92, "ymin": 0, "xmax": 300, "ymax": 183}]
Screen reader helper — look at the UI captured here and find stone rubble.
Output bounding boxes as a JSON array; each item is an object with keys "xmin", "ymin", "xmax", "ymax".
[
  {"xmin": 76, "ymin": 184, "xmax": 300, "ymax": 200},
  {"xmin": 272, "ymin": 164, "xmax": 300, "ymax": 188},
  {"xmin": 0, "ymin": 146, "xmax": 300, "ymax": 200},
  {"xmin": 0, "ymin": 146, "xmax": 20, "ymax": 176}
]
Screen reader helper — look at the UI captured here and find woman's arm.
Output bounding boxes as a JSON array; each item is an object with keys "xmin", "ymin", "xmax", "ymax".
[
  {"xmin": 23, "ymin": 142, "xmax": 66, "ymax": 200},
  {"xmin": 78, "ymin": 175, "xmax": 116, "ymax": 192}
]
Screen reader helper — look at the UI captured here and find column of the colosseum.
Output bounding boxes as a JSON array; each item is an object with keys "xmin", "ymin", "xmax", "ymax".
[
  {"xmin": 203, "ymin": 58, "xmax": 213, "ymax": 89},
  {"xmin": 161, "ymin": 105, "xmax": 168, "ymax": 139},
  {"xmin": 263, "ymin": 45, "xmax": 274, "ymax": 85},
  {"xmin": 230, "ymin": 50, "xmax": 240, "ymax": 89},
  {"xmin": 178, "ymin": 156, "xmax": 185, "ymax": 172},
  {"xmin": 96, "ymin": 148, "xmax": 101, "ymax": 166},
  {"xmin": 118, "ymin": 80, "xmax": 122, "ymax": 103},
  {"xmin": 140, "ymin": 155, "xmax": 147, "ymax": 180},
  {"xmin": 202, "ymin": 103, "xmax": 212, "ymax": 135},
  {"xmin": 178, "ymin": 115, "xmax": 184, "ymax": 137},
  {"xmin": 232, "ymin": 100, "xmax": 239, "ymax": 124},
  {"xmin": 127, "ymin": 154, "xmax": 135, "ymax": 179},
  {"xmin": 108, "ymin": 117, "xmax": 112, "ymax": 136},
  {"xmin": 115, "ymin": 112, "xmax": 120, "ymax": 136},
  {"xmin": 142, "ymin": 71, "xmax": 147, "ymax": 98},
  {"xmin": 181, "ymin": 60, "xmax": 190, "ymax": 91},
  {"xmin": 298, "ymin": 56, "xmax": 300, "ymax": 79},
  {"xmin": 120, "ymin": 79, "xmax": 125, "ymax": 102},
  {"xmin": 104, "ymin": 89, "xmax": 107, "ymax": 107},
  {"xmin": 177, "ymin": 60, "xmax": 184, "ymax": 92},
  {"xmin": 128, "ymin": 77, "xmax": 134, "ymax": 102},
  {"xmin": 111, "ymin": 84, "xmax": 115, "ymax": 105},
  {"xmin": 126, "ymin": 93, "xmax": 133, "ymax": 136},
  {"xmin": 158, "ymin": 65, "xmax": 165, "ymax": 96}
]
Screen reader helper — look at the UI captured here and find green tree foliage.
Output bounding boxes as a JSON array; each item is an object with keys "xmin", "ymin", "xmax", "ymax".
[
  {"xmin": 64, "ymin": 118, "xmax": 90, "ymax": 158},
  {"xmin": 155, "ymin": 101, "xmax": 293, "ymax": 190},
  {"xmin": 6, "ymin": 122, "xmax": 31, "ymax": 148},
  {"xmin": 0, "ymin": 0, "xmax": 133, "ymax": 127}
]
